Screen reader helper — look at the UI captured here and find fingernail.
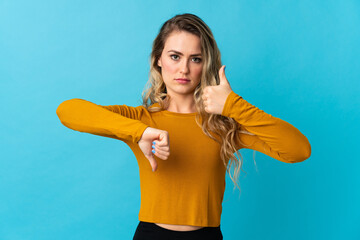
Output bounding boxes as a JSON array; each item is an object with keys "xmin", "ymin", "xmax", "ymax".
[
  {"xmin": 152, "ymin": 145, "xmax": 155, "ymax": 149},
  {"xmin": 152, "ymin": 149, "xmax": 155, "ymax": 154},
  {"xmin": 152, "ymin": 141, "xmax": 155, "ymax": 145}
]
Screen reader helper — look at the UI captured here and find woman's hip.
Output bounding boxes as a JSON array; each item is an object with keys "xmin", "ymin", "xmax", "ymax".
[{"xmin": 133, "ymin": 221, "xmax": 223, "ymax": 240}]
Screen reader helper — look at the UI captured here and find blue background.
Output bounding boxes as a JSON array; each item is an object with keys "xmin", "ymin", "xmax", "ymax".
[{"xmin": 1, "ymin": 0, "xmax": 359, "ymax": 239}]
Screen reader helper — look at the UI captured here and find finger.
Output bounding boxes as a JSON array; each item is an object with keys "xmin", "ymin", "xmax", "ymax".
[
  {"xmin": 219, "ymin": 65, "xmax": 229, "ymax": 86},
  {"xmin": 146, "ymin": 154, "xmax": 158, "ymax": 172},
  {"xmin": 204, "ymin": 105, "xmax": 210, "ymax": 113},
  {"xmin": 153, "ymin": 139, "xmax": 165, "ymax": 147},
  {"xmin": 153, "ymin": 143, "xmax": 169, "ymax": 152},
  {"xmin": 202, "ymin": 92, "xmax": 210, "ymax": 103},
  {"xmin": 202, "ymin": 87, "xmax": 207, "ymax": 95},
  {"xmin": 154, "ymin": 151, "xmax": 169, "ymax": 160},
  {"xmin": 203, "ymin": 86, "xmax": 211, "ymax": 94},
  {"xmin": 158, "ymin": 132, "xmax": 169, "ymax": 147},
  {"xmin": 153, "ymin": 147, "xmax": 169, "ymax": 159}
]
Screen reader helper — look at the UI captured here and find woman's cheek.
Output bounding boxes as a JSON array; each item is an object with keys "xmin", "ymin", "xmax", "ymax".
[
  {"xmin": 193, "ymin": 65, "xmax": 203, "ymax": 79},
  {"xmin": 162, "ymin": 60, "xmax": 177, "ymax": 75}
]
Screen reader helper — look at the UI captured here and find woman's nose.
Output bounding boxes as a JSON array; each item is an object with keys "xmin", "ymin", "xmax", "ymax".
[{"xmin": 179, "ymin": 59, "xmax": 190, "ymax": 74}]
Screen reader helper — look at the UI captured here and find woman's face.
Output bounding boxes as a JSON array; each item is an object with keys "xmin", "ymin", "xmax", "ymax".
[{"xmin": 157, "ymin": 30, "xmax": 203, "ymax": 98}]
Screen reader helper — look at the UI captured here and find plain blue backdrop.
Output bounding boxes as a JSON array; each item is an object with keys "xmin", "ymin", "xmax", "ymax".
[{"xmin": 1, "ymin": 0, "xmax": 359, "ymax": 239}]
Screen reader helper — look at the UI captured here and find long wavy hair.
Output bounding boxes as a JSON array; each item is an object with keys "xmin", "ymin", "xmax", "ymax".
[{"xmin": 141, "ymin": 13, "xmax": 255, "ymax": 195}]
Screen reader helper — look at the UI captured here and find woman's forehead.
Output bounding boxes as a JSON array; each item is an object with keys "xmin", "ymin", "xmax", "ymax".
[{"xmin": 163, "ymin": 31, "xmax": 202, "ymax": 54}]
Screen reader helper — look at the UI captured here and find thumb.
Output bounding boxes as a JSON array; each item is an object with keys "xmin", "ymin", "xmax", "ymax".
[
  {"xmin": 158, "ymin": 131, "xmax": 169, "ymax": 146},
  {"xmin": 146, "ymin": 154, "xmax": 158, "ymax": 172},
  {"xmin": 219, "ymin": 65, "xmax": 230, "ymax": 86}
]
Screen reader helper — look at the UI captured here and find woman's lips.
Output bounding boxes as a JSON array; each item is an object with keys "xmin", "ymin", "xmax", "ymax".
[{"xmin": 175, "ymin": 78, "xmax": 190, "ymax": 84}]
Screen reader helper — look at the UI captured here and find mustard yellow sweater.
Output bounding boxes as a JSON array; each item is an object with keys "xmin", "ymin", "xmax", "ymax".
[{"xmin": 56, "ymin": 90, "xmax": 311, "ymax": 227}]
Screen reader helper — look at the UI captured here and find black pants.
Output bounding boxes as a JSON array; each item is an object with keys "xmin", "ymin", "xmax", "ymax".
[{"xmin": 133, "ymin": 221, "xmax": 223, "ymax": 240}]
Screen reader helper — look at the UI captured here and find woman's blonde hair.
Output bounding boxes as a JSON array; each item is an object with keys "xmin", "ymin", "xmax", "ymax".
[{"xmin": 141, "ymin": 13, "xmax": 255, "ymax": 195}]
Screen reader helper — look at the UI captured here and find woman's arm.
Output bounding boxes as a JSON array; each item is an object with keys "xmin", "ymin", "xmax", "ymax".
[
  {"xmin": 56, "ymin": 98, "xmax": 149, "ymax": 143},
  {"xmin": 221, "ymin": 91, "xmax": 311, "ymax": 163}
]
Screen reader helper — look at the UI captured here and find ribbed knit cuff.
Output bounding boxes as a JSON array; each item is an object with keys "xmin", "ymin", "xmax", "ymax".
[
  {"xmin": 221, "ymin": 90, "xmax": 239, "ymax": 117},
  {"xmin": 134, "ymin": 124, "xmax": 149, "ymax": 144}
]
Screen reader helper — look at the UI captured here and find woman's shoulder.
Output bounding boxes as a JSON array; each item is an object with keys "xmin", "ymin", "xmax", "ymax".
[
  {"xmin": 149, "ymin": 102, "xmax": 161, "ymax": 108},
  {"xmin": 135, "ymin": 102, "xmax": 163, "ymax": 114}
]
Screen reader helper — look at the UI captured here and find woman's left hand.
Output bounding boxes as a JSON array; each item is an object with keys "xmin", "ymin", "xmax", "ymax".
[{"xmin": 202, "ymin": 65, "xmax": 233, "ymax": 115}]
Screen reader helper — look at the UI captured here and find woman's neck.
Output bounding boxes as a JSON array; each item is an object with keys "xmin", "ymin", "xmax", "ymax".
[{"xmin": 165, "ymin": 94, "xmax": 197, "ymax": 113}]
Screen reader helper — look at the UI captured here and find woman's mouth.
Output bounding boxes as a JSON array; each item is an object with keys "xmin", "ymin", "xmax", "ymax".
[{"xmin": 175, "ymin": 78, "xmax": 190, "ymax": 84}]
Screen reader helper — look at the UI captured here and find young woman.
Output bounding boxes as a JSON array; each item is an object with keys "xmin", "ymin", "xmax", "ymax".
[{"xmin": 56, "ymin": 13, "xmax": 311, "ymax": 240}]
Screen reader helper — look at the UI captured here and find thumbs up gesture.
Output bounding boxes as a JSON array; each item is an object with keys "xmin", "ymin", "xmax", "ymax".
[{"xmin": 202, "ymin": 65, "xmax": 233, "ymax": 115}]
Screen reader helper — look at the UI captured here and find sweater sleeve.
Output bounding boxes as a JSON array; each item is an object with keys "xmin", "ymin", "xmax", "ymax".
[
  {"xmin": 56, "ymin": 98, "xmax": 149, "ymax": 143},
  {"xmin": 221, "ymin": 91, "xmax": 311, "ymax": 163}
]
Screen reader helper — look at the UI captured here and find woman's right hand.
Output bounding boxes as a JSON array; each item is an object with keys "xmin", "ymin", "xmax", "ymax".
[{"xmin": 137, "ymin": 127, "xmax": 170, "ymax": 172}]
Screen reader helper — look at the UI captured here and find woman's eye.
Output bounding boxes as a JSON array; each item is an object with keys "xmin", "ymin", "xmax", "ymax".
[
  {"xmin": 170, "ymin": 55, "xmax": 201, "ymax": 63},
  {"xmin": 170, "ymin": 55, "xmax": 179, "ymax": 60}
]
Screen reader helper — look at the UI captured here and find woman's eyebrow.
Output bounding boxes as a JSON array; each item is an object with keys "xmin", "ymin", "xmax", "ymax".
[{"xmin": 168, "ymin": 50, "xmax": 202, "ymax": 56}]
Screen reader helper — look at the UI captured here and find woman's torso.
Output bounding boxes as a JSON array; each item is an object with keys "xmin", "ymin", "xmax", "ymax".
[{"xmin": 128, "ymin": 107, "xmax": 226, "ymax": 228}]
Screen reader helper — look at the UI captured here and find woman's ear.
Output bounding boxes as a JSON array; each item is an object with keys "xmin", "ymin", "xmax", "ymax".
[{"xmin": 157, "ymin": 57, "xmax": 162, "ymax": 67}]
